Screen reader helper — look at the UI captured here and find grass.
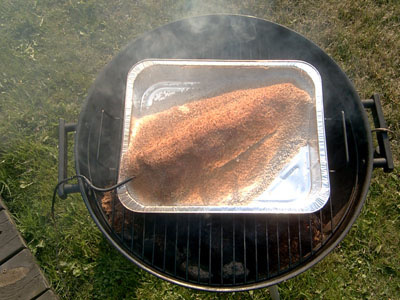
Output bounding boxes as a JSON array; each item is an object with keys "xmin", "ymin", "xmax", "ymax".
[{"xmin": 0, "ymin": 0, "xmax": 399, "ymax": 299}]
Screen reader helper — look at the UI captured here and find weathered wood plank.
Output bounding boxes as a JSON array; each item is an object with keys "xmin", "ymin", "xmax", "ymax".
[
  {"xmin": 0, "ymin": 210, "xmax": 26, "ymax": 263},
  {"xmin": 37, "ymin": 289, "xmax": 58, "ymax": 300},
  {"xmin": 0, "ymin": 196, "xmax": 5, "ymax": 210},
  {"xmin": 0, "ymin": 249, "xmax": 49, "ymax": 300}
]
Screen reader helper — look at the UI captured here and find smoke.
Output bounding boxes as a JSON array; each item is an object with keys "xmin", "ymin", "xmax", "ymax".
[
  {"xmin": 174, "ymin": 0, "xmax": 245, "ymax": 18},
  {"xmin": 77, "ymin": 4, "xmax": 370, "ymax": 197},
  {"xmin": 160, "ymin": 0, "xmax": 277, "ymax": 23}
]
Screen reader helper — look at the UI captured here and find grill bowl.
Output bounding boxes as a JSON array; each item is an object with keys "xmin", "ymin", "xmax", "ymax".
[{"xmin": 74, "ymin": 15, "xmax": 373, "ymax": 291}]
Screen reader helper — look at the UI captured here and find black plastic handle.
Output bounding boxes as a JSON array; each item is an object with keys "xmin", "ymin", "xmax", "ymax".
[
  {"xmin": 58, "ymin": 118, "xmax": 80, "ymax": 198},
  {"xmin": 362, "ymin": 94, "xmax": 394, "ymax": 172}
]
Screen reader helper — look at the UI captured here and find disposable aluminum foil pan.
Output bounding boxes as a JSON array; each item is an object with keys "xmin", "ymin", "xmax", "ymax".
[{"xmin": 117, "ymin": 59, "xmax": 330, "ymax": 213}]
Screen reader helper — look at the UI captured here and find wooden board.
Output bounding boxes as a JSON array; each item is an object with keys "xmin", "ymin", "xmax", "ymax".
[
  {"xmin": 0, "ymin": 210, "xmax": 26, "ymax": 263},
  {"xmin": 37, "ymin": 289, "xmax": 59, "ymax": 300},
  {"xmin": 0, "ymin": 249, "xmax": 49, "ymax": 300},
  {"xmin": 0, "ymin": 196, "xmax": 57, "ymax": 299},
  {"xmin": 0, "ymin": 196, "xmax": 5, "ymax": 210}
]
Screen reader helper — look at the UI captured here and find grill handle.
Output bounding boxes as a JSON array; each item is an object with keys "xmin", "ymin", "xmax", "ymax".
[
  {"xmin": 58, "ymin": 118, "xmax": 80, "ymax": 198},
  {"xmin": 362, "ymin": 94, "xmax": 394, "ymax": 172}
]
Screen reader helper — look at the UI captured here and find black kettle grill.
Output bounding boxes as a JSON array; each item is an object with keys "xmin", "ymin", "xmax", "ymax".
[{"xmin": 57, "ymin": 15, "xmax": 393, "ymax": 292}]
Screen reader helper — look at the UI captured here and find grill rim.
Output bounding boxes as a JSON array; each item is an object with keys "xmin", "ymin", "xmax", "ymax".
[{"xmin": 74, "ymin": 14, "xmax": 374, "ymax": 291}]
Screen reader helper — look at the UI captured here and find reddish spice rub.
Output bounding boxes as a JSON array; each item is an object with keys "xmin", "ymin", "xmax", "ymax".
[
  {"xmin": 121, "ymin": 83, "xmax": 312, "ymax": 206},
  {"xmin": 101, "ymin": 191, "xmax": 125, "ymax": 231}
]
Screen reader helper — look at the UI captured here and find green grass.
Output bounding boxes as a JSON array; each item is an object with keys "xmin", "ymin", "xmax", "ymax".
[{"xmin": 0, "ymin": 0, "xmax": 399, "ymax": 299}]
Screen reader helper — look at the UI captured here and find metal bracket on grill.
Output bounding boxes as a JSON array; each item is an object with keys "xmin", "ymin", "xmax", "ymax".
[
  {"xmin": 362, "ymin": 94, "xmax": 394, "ymax": 172},
  {"xmin": 58, "ymin": 118, "xmax": 80, "ymax": 198}
]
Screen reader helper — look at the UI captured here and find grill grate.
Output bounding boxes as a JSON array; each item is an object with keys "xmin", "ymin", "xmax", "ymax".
[
  {"xmin": 88, "ymin": 66, "xmax": 357, "ymax": 287},
  {"xmin": 93, "ymin": 151, "xmax": 354, "ymax": 287},
  {"xmin": 76, "ymin": 15, "xmax": 370, "ymax": 290}
]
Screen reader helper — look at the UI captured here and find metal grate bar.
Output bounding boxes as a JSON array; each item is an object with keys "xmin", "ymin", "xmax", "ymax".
[
  {"xmin": 309, "ymin": 214, "xmax": 313, "ymax": 255},
  {"xmin": 111, "ymin": 191, "xmax": 116, "ymax": 231},
  {"xmin": 233, "ymin": 217, "xmax": 236, "ymax": 285},
  {"xmin": 163, "ymin": 218, "xmax": 167, "ymax": 272},
  {"xmin": 220, "ymin": 216, "xmax": 223, "ymax": 285},
  {"xmin": 288, "ymin": 217, "xmax": 292, "ymax": 267},
  {"xmin": 186, "ymin": 216, "xmax": 190, "ymax": 281},
  {"xmin": 121, "ymin": 207, "xmax": 126, "ymax": 241},
  {"xmin": 266, "ymin": 218, "xmax": 270, "ymax": 278},
  {"xmin": 277, "ymin": 220, "xmax": 280, "ymax": 273},
  {"xmin": 142, "ymin": 214, "xmax": 146, "ymax": 259},
  {"xmin": 197, "ymin": 217, "xmax": 202, "ymax": 283},
  {"xmin": 116, "ymin": 111, "xmax": 123, "ymax": 178},
  {"xmin": 330, "ymin": 198, "xmax": 334, "ymax": 234},
  {"xmin": 95, "ymin": 109, "xmax": 121, "ymax": 180},
  {"xmin": 298, "ymin": 215, "xmax": 302, "ymax": 262},
  {"xmin": 130, "ymin": 212, "xmax": 135, "ymax": 251},
  {"xmin": 96, "ymin": 110, "xmax": 104, "ymax": 160},
  {"xmin": 86, "ymin": 125, "xmax": 93, "ymax": 182},
  {"xmin": 208, "ymin": 221, "xmax": 212, "ymax": 285},
  {"xmin": 243, "ymin": 217, "xmax": 247, "ymax": 283},
  {"xmin": 254, "ymin": 218, "xmax": 258, "ymax": 281},
  {"xmin": 152, "ymin": 217, "xmax": 156, "ymax": 265},
  {"xmin": 342, "ymin": 111, "xmax": 350, "ymax": 166},
  {"xmin": 174, "ymin": 220, "xmax": 178, "ymax": 276},
  {"xmin": 319, "ymin": 210, "xmax": 324, "ymax": 248}
]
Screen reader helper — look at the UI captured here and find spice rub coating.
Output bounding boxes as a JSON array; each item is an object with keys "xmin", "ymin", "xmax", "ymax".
[{"xmin": 122, "ymin": 83, "xmax": 312, "ymax": 206}]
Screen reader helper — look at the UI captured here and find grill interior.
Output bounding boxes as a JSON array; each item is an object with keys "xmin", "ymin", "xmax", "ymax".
[
  {"xmin": 87, "ymin": 109, "xmax": 357, "ymax": 286},
  {"xmin": 75, "ymin": 15, "xmax": 370, "ymax": 290}
]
